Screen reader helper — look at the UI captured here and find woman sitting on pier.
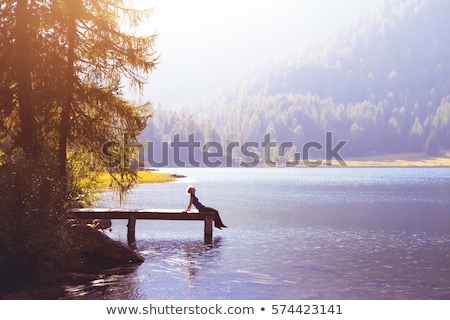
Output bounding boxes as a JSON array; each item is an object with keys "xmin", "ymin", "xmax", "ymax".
[{"xmin": 185, "ymin": 186, "xmax": 227, "ymax": 229}]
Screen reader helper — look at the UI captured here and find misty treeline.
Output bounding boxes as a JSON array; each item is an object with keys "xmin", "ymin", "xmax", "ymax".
[
  {"xmin": 0, "ymin": 0, "xmax": 156, "ymax": 293},
  {"xmin": 143, "ymin": 0, "xmax": 449, "ymax": 161}
]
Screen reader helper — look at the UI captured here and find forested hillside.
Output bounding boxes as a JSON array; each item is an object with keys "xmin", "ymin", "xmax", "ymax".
[{"xmin": 143, "ymin": 0, "xmax": 450, "ymax": 163}]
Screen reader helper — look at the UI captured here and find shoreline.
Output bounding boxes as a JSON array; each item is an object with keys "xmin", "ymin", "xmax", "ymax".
[
  {"xmin": 94, "ymin": 151, "xmax": 450, "ymax": 183},
  {"xmin": 342, "ymin": 151, "xmax": 450, "ymax": 167}
]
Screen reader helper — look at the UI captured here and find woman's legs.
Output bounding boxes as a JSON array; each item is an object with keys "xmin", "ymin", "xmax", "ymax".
[{"xmin": 199, "ymin": 206, "xmax": 227, "ymax": 228}]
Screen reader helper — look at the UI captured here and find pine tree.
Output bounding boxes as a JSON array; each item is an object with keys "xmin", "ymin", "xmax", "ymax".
[{"xmin": 0, "ymin": 0, "xmax": 158, "ymax": 292}]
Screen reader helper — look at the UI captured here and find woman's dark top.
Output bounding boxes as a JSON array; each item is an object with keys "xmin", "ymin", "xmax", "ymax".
[{"xmin": 191, "ymin": 194, "xmax": 204, "ymax": 209}]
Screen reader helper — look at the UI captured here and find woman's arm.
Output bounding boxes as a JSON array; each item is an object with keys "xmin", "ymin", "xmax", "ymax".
[{"xmin": 186, "ymin": 196, "xmax": 193, "ymax": 211}]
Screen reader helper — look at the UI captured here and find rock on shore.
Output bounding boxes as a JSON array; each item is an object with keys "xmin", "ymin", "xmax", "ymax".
[{"xmin": 70, "ymin": 224, "xmax": 144, "ymax": 264}]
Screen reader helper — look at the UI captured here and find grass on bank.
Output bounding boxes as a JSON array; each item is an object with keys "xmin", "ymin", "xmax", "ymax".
[{"xmin": 93, "ymin": 171, "xmax": 175, "ymax": 189}]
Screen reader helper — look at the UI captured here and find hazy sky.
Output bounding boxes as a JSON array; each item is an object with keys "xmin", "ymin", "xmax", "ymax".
[{"xmin": 138, "ymin": 0, "xmax": 386, "ymax": 107}]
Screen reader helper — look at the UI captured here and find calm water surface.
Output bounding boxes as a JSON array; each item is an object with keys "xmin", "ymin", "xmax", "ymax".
[{"xmin": 65, "ymin": 167, "xmax": 450, "ymax": 299}]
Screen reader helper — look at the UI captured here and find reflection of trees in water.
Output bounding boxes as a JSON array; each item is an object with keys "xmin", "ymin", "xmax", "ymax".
[{"xmin": 63, "ymin": 264, "xmax": 141, "ymax": 299}]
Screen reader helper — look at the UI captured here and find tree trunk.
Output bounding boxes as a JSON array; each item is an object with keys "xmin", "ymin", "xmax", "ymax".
[
  {"xmin": 15, "ymin": 0, "xmax": 38, "ymax": 160},
  {"xmin": 59, "ymin": 5, "xmax": 76, "ymax": 185}
]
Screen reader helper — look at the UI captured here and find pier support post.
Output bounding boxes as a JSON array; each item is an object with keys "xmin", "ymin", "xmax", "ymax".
[
  {"xmin": 127, "ymin": 215, "xmax": 136, "ymax": 249},
  {"xmin": 204, "ymin": 214, "xmax": 213, "ymax": 239}
]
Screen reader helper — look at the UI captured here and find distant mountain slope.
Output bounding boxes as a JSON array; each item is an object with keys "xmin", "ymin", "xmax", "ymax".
[
  {"xmin": 144, "ymin": 0, "xmax": 450, "ymax": 162},
  {"xmin": 253, "ymin": 0, "xmax": 450, "ymax": 106}
]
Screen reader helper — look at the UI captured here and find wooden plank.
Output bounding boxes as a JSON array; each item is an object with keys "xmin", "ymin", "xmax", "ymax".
[
  {"xmin": 71, "ymin": 208, "xmax": 187, "ymax": 213},
  {"xmin": 127, "ymin": 215, "xmax": 136, "ymax": 249},
  {"xmin": 69, "ymin": 208, "xmax": 215, "ymax": 221},
  {"xmin": 204, "ymin": 214, "xmax": 213, "ymax": 238},
  {"xmin": 68, "ymin": 208, "xmax": 217, "ymax": 240}
]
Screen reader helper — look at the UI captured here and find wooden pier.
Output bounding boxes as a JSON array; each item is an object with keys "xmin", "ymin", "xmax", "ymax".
[{"xmin": 69, "ymin": 208, "xmax": 216, "ymax": 246}]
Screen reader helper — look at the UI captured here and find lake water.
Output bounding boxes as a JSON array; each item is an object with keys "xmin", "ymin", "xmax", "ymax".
[{"xmin": 64, "ymin": 167, "xmax": 450, "ymax": 300}]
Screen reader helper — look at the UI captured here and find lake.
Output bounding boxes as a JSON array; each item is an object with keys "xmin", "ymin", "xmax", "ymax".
[{"xmin": 64, "ymin": 167, "xmax": 450, "ymax": 299}]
